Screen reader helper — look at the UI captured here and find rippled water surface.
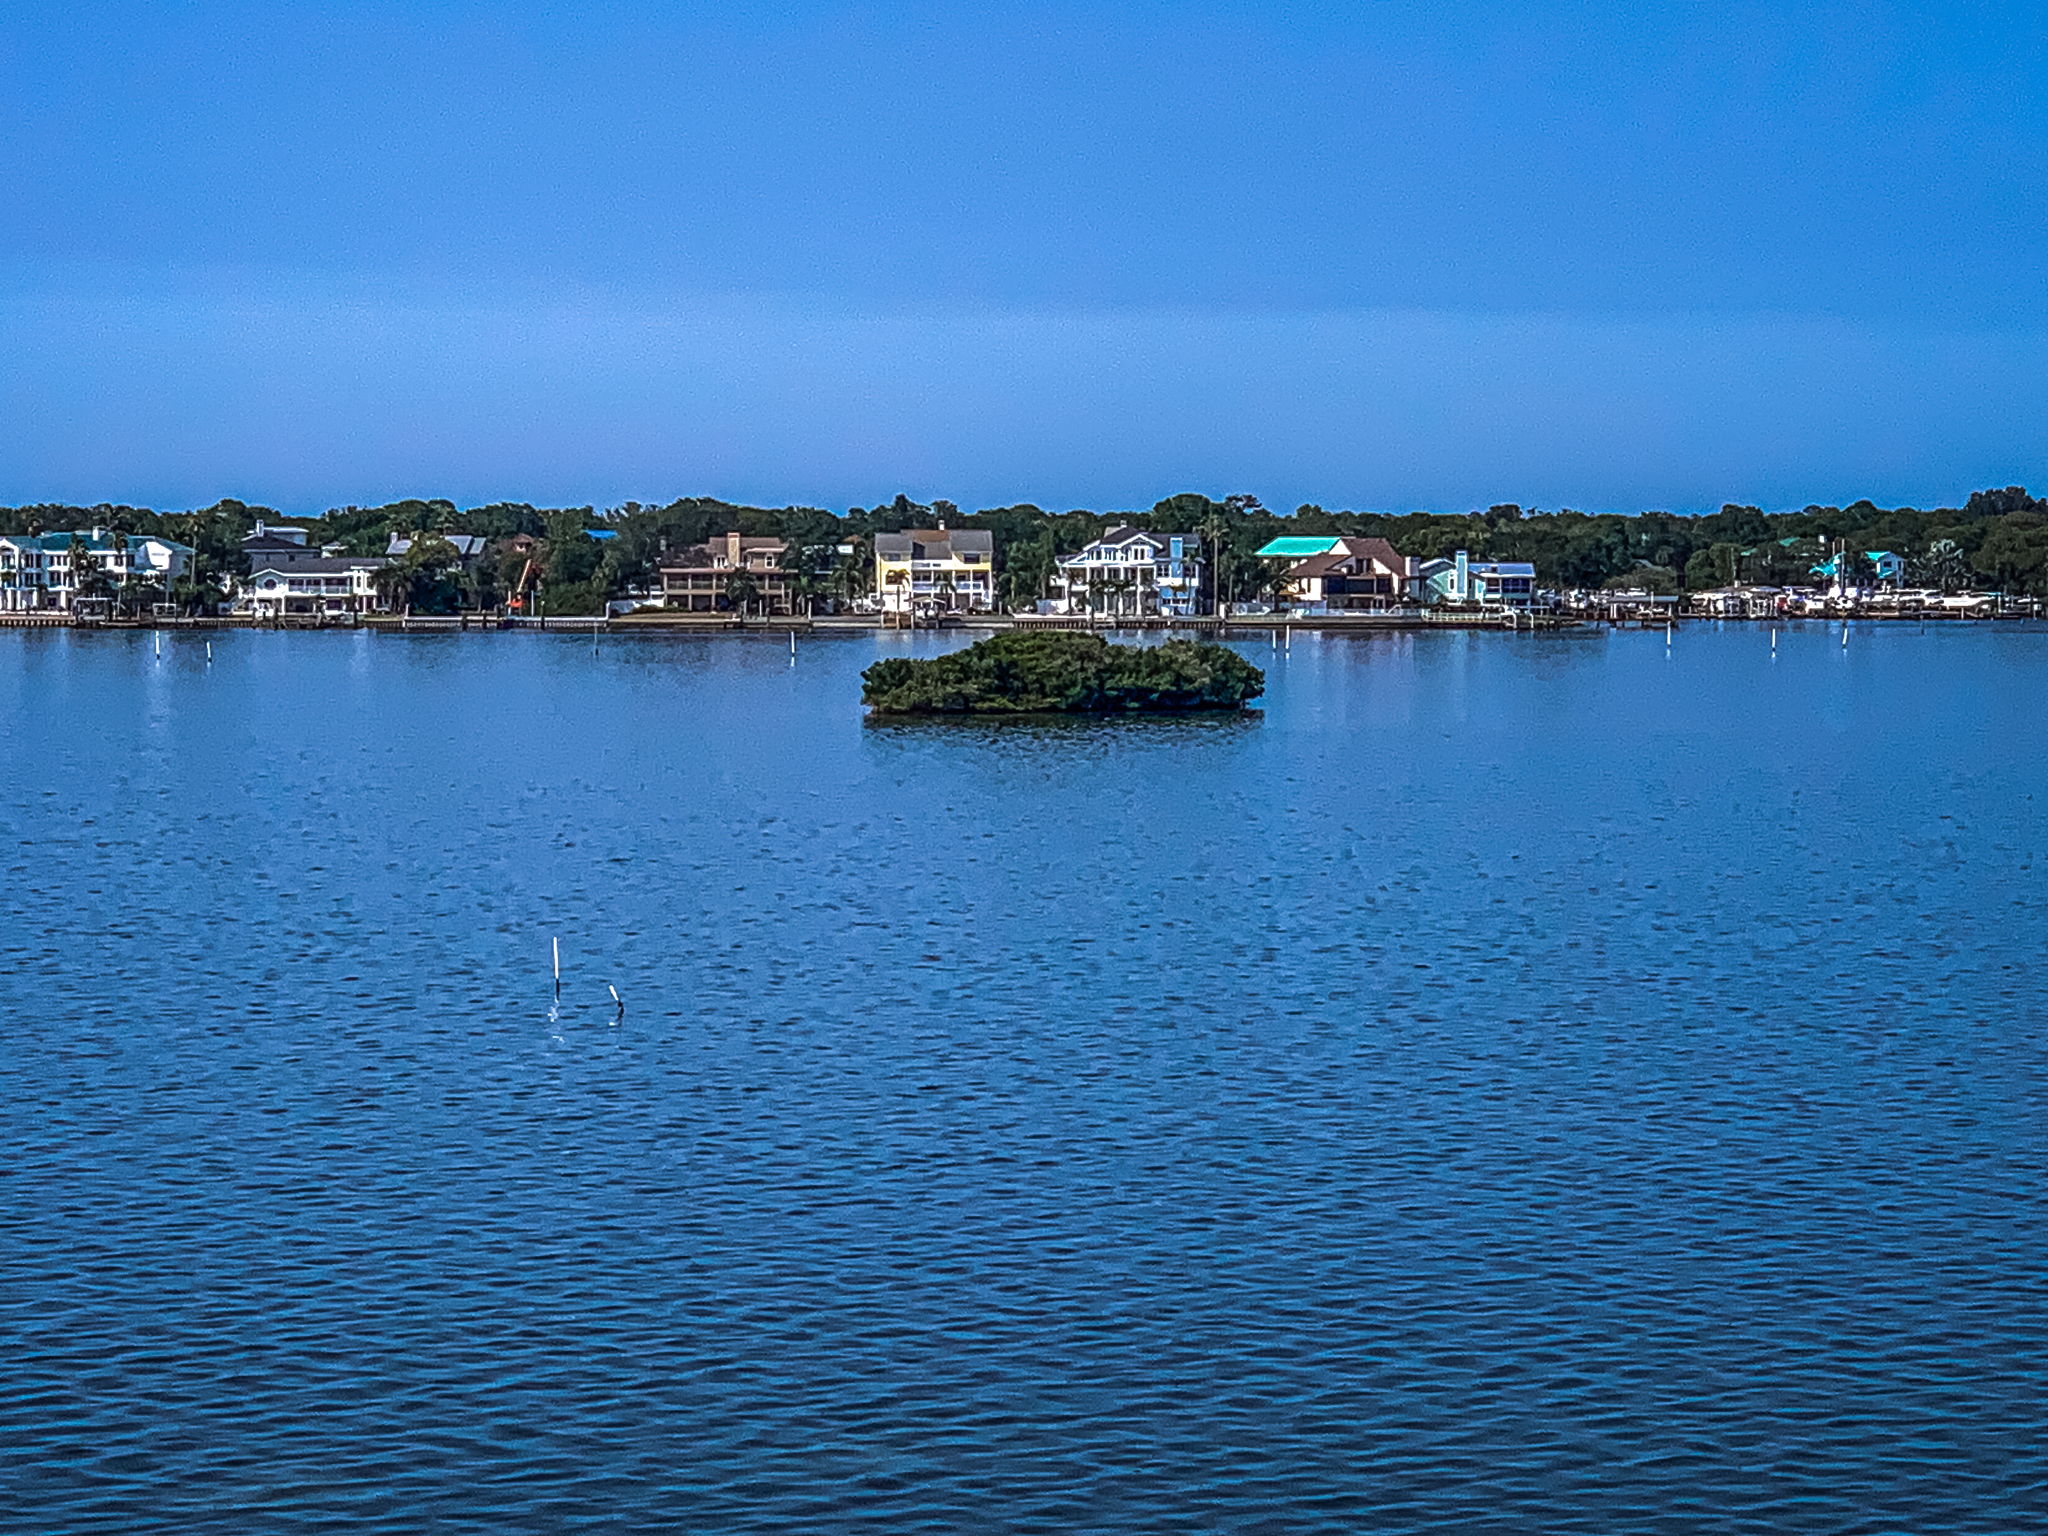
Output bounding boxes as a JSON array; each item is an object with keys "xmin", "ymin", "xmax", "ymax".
[{"xmin": 3, "ymin": 623, "xmax": 2044, "ymax": 1533}]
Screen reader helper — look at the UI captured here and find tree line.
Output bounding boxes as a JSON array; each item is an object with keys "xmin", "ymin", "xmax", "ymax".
[{"xmin": 5, "ymin": 487, "xmax": 2048, "ymax": 613}]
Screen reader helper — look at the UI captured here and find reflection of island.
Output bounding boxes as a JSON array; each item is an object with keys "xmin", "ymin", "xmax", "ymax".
[{"xmin": 861, "ymin": 632, "xmax": 1265, "ymax": 716}]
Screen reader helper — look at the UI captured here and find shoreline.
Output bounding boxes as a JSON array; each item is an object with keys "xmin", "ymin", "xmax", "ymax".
[{"xmin": 1, "ymin": 609, "xmax": 2041, "ymax": 635}]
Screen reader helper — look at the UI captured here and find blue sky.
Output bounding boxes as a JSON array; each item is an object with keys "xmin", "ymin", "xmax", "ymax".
[{"xmin": 3, "ymin": 1, "xmax": 2045, "ymax": 514}]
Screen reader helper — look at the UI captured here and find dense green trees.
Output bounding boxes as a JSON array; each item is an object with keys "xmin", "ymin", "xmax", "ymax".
[
  {"xmin": 8, "ymin": 486, "xmax": 2048, "ymax": 608},
  {"xmin": 374, "ymin": 532, "xmax": 468, "ymax": 613},
  {"xmin": 862, "ymin": 632, "xmax": 1266, "ymax": 714}
]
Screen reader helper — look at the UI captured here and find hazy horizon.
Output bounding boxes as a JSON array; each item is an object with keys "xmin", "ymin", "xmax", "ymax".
[{"xmin": 5, "ymin": 2, "xmax": 2045, "ymax": 514}]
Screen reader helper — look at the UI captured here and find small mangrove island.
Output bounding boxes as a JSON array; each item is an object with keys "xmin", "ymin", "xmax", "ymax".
[{"xmin": 861, "ymin": 631, "xmax": 1265, "ymax": 715}]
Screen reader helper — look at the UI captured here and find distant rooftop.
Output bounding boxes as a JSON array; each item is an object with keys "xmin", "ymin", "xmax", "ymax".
[
  {"xmin": 0, "ymin": 530, "xmax": 194, "ymax": 554},
  {"xmin": 388, "ymin": 534, "xmax": 486, "ymax": 558},
  {"xmin": 1255, "ymin": 536, "xmax": 1343, "ymax": 559}
]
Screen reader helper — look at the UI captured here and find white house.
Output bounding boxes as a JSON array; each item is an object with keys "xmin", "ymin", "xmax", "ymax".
[
  {"xmin": 235, "ymin": 557, "xmax": 390, "ymax": 617},
  {"xmin": 1053, "ymin": 527, "xmax": 1207, "ymax": 617},
  {"xmin": 0, "ymin": 530, "xmax": 194, "ymax": 612}
]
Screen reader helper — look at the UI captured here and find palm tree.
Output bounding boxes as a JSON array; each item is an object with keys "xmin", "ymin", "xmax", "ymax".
[
  {"xmin": 1197, "ymin": 512, "xmax": 1233, "ymax": 613},
  {"xmin": 723, "ymin": 570, "xmax": 761, "ymax": 622},
  {"xmin": 66, "ymin": 535, "xmax": 113, "ymax": 611},
  {"xmin": 1264, "ymin": 562, "xmax": 1295, "ymax": 611},
  {"xmin": 786, "ymin": 569, "xmax": 825, "ymax": 617},
  {"xmin": 172, "ymin": 568, "xmax": 226, "ymax": 617},
  {"xmin": 371, "ymin": 561, "xmax": 412, "ymax": 614},
  {"xmin": 832, "ymin": 538, "xmax": 873, "ymax": 609},
  {"xmin": 120, "ymin": 575, "xmax": 167, "ymax": 617},
  {"xmin": 1922, "ymin": 538, "xmax": 1969, "ymax": 594}
]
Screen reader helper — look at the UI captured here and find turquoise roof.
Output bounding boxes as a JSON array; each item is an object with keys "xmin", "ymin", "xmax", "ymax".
[
  {"xmin": 1255, "ymin": 536, "xmax": 1342, "ymax": 558},
  {"xmin": 1, "ymin": 530, "xmax": 193, "ymax": 553}
]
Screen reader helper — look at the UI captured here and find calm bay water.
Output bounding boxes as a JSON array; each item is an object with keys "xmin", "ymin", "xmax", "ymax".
[{"xmin": 2, "ymin": 622, "xmax": 2044, "ymax": 1534}]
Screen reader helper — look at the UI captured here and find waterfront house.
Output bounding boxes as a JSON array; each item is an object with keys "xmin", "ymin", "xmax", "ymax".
[
  {"xmin": 873, "ymin": 527, "xmax": 996, "ymax": 615},
  {"xmin": 1053, "ymin": 527, "xmax": 1207, "ymax": 617},
  {"xmin": 1810, "ymin": 547, "xmax": 1908, "ymax": 599},
  {"xmin": 241, "ymin": 521, "xmax": 324, "ymax": 570},
  {"xmin": 1419, "ymin": 550, "xmax": 1537, "ymax": 609},
  {"xmin": 237, "ymin": 556, "xmax": 390, "ymax": 617},
  {"xmin": 1282, "ymin": 537, "xmax": 1413, "ymax": 611},
  {"xmin": 1252, "ymin": 535, "xmax": 1419, "ymax": 610},
  {"xmin": 658, "ymin": 531, "xmax": 796, "ymax": 614},
  {"xmin": 0, "ymin": 530, "xmax": 194, "ymax": 612}
]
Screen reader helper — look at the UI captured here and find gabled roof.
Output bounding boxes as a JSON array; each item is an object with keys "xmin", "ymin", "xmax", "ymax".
[
  {"xmin": 1284, "ymin": 538, "xmax": 1407, "ymax": 580},
  {"xmin": 875, "ymin": 529, "xmax": 994, "ymax": 559},
  {"xmin": 1335, "ymin": 536, "xmax": 1408, "ymax": 574},
  {"xmin": 1082, "ymin": 525, "xmax": 1202, "ymax": 553},
  {"xmin": 1288, "ymin": 551, "xmax": 1351, "ymax": 578}
]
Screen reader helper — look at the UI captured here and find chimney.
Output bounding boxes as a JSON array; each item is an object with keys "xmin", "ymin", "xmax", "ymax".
[{"xmin": 725, "ymin": 530, "xmax": 743, "ymax": 567}]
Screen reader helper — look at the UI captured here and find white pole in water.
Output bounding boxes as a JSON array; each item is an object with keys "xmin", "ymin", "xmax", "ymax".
[
  {"xmin": 1284, "ymin": 624, "xmax": 1291, "ymax": 652},
  {"xmin": 608, "ymin": 983, "xmax": 623, "ymax": 1026},
  {"xmin": 1771, "ymin": 628, "xmax": 1778, "ymax": 658},
  {"xmin": 205, "ymin": 641, "xmax": 212, "ymax": 664},
  {"xmin": 550, "ymin": 937, "xmax": 562, "ymax": 1021},
  {"xmin": 154, "ymin": 631, "xmax": 161, "ymax": 660},
  {"xmin": 1666, "ymin": 620, "xmax": 1672, "ymax": 649},
  {"xmin": 1842, "ymin": 622, "xmax": 1849, "ymax": 649}
]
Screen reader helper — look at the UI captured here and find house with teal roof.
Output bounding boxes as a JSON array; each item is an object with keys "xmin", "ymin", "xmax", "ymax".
[
  {"xmin": 1254, "ymin": 536, "xmax": 1349, "ymax": 562},
  {"xmin": 1810, "ymin": 549, "xmax": 1905, "ymax": 592},
  {"xmin": 0, "ymin": 530, "xmax": 194, "ymax": 612}
]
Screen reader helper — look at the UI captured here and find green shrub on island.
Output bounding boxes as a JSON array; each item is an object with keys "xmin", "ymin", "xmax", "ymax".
[{"xmin": 862, "ymin": 631, "xmax": 1265, "ymax": 715}]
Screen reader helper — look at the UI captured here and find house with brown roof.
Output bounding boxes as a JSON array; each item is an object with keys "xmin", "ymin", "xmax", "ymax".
[
  {"xmin": 1280, "ymin": 537, "xmax": 1415, "ymax": 611},
  {"xmin": 659, "ymin": 531, "xmax": 795, "ymax": 614}
]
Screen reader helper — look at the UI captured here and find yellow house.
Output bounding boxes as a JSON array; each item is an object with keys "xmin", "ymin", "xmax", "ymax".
[{"xmin": 872, "ymin": 527, "xmax": 997, "ymax": 614}]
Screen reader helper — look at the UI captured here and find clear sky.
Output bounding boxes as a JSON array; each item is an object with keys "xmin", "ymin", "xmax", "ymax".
[{"xmin": 3, "ymin": 0, "xmax": 2044, "ymax": 514}]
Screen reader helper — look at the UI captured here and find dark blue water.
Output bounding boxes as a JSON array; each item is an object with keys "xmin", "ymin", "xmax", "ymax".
[{"xmin": 3, "ymin": 623, "xmax": 2043, "ymax": 1534}]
